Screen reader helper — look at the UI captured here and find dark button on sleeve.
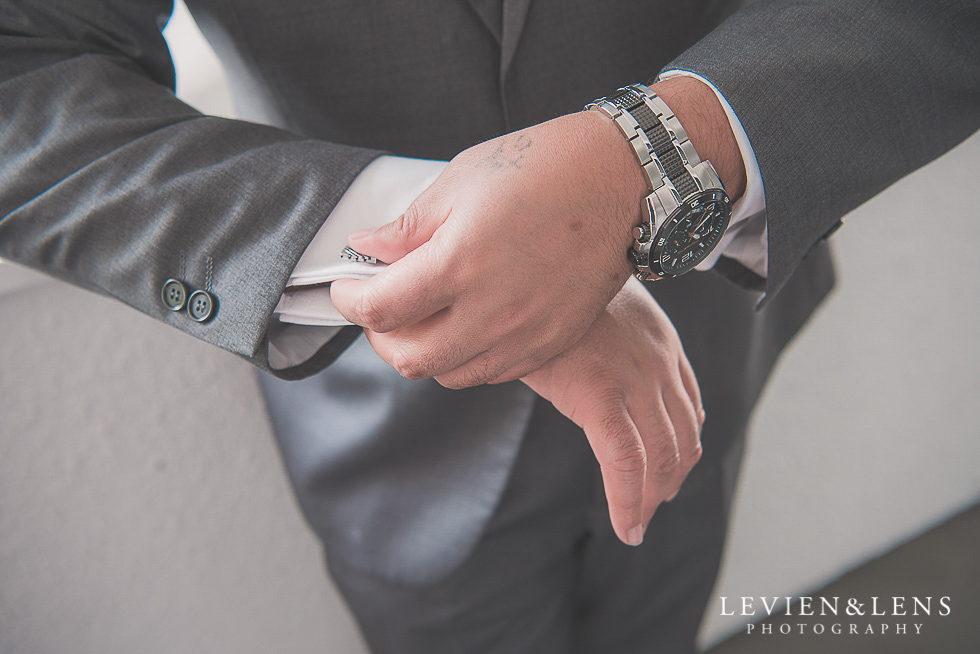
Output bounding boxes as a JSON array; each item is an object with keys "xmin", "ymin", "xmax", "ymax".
[
  {"xmin": 187, "ymin": 289, "xmax": 216, "ymax": 322},
  {"xmin": 161, "ymin": 279, "xmax": 188, "ymax": 311}
]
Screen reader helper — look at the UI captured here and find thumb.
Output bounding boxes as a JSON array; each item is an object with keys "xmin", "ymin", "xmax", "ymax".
[{"xmin": 348, "ymin": 190, "xmax": 447, "ymax": 264}]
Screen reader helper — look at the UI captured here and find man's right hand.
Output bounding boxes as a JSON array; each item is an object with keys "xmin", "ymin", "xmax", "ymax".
[
  {"xmin": 520, "ymin": 277, "xmax": 705, "ymax": 547},
  {"xmin": 329, "ymin": 76, "xmax": 744, "ymax": 393},
  {"xmin": 329, "ymin": 110, "xmax": 646, "ymax": 390}
]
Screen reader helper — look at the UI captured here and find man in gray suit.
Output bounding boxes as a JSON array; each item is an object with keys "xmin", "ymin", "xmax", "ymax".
[{"xmin": 1, "ymin": 0, "xmax": 978, "ymax": 652}]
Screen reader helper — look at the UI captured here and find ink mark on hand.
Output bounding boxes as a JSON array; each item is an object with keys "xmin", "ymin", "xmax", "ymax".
[{"xmin": 480, "ymin": 133, "xmax": 533, "ymax": 172}]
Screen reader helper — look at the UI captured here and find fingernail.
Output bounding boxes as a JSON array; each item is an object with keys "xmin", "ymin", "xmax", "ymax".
[
  {"xmin": 349, "ymin": 228, "xmax": 374, "ymax": 240},
  {"xmin": 627, "ymin": 525, "xmax": 645, "ymax": 547}
]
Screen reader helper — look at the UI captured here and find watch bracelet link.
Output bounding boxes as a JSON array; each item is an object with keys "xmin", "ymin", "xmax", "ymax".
[
  {"xmin": 586, "ymin": 83, "xmax": 730, "ymax": 281},
  {"xmin": 586, "ymin": 84, "xmax": 702, "ymax": 199}
]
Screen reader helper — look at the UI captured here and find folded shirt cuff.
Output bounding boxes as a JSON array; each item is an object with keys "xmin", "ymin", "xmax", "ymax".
[{"xmin": 274, "ymin": 156, "xmax": 446, "ymax": 326}]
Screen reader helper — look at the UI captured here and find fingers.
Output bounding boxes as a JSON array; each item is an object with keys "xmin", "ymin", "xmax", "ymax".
[
  {"xmin": 522, "ymin": 360, "xmax": 703, "ymax": 548},
  {"xmin": 678, "ymin": 355, "xmax": 705, "ymax": 426},
  {"xmin": 370, "ymin": 321, "xmax": 551, "ymax": 387},
  {"xmin": 643, "ymin": 386, "xmax": 702, "ymax": 511},
  {"xmin": 633, "ymin": 396, "xmax": 681, "ymax": 520},
  {"xmin": 347, "ymin": 185, "xmax": 448, "ymax": 264},
  {"xmin": 582, "ymin": 398, "xmax": 649, "ymax": 547},
  {"xmin": 330, "ymin": 243, "xmax": 454, "ymax": 334},
  {"xmin": 339, "ymin": 257, "xmax": 575, "ymax": 384},
  {"xmin": 361, "ymin": 318, "xmax": 480, "ymax": 382},
  {"xmin": 431, "ymin": 348, "xmax": 514, "ymax": 390},
  {"xmin": 593, "ymin": 370, "xmax": 703, "ymax": 546},
  {"xmin": 434, "ymin": 339, "xmax": 559, "ymax": 389},
  {"xmin": 514, "ymin": 280, "xmax": 705, "ymax": 548},
  {"xmin": 332, "ymin": 176, "xmax": 454, "ymax": 331}
]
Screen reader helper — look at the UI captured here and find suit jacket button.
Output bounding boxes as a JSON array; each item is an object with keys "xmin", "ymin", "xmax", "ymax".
[
  {"xmin": 187, "ymin": 290, "xmax": 216, "ymax": 322},
  {"xmin": 161, "ymin": 279, "xmax": 188, "ymax": 311}
]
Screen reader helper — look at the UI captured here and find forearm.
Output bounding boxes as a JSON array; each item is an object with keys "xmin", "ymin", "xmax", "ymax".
[
  {"xmin": 668, "ymin": 0, "xmax": 980, "ymax": 300},
  {"xmin": 0, "ymin": 0, "xmax": 381, "ymax": 376}
]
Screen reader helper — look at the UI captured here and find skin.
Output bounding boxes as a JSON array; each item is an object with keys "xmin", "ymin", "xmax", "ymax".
[
  {"xmin": 331, "ymin": 109, "xmax": 645, "ymax": 389},
  {"xmin": 522, "ymin": 277, "xmax": 706, "ymax": 545},
  {"xmin": 330, "ymin": 76, "xmax": 745, "ymax": 544}
]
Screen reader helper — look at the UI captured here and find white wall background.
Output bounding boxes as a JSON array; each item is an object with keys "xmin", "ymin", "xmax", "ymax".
[{"xmin": 1, "ymin": 3, "xmax": 977, "ymax": 652}]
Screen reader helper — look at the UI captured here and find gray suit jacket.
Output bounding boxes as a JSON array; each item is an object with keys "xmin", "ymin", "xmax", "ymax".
[{"xmin": 2, "ymin": 0, "xmax": 978, "ymax": 583}]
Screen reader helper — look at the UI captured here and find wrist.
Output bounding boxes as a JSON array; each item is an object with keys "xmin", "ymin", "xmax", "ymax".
[
  {"xmin": 647, "ymin": 76, "xmax": 746, "ymax": 203},
  {"xmin": 586, "ymin": 82, "xmax": 735, "ymax": 280},
  {"xmin": 576, "ymin": 109, "xmax": 652, "ymax": 239}
]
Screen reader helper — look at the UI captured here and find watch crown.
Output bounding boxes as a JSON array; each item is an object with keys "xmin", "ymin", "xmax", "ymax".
[{"xmin": 633, "ymin": 224, "xmax": 651, "ymax": 243}]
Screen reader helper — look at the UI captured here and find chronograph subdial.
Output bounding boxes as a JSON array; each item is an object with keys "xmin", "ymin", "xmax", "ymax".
[{"xmin": 657, "ymin": 199, "xmax": 730, "ymax": 275}]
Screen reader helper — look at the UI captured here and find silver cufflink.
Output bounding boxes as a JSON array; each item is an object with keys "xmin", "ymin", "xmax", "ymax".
[{"xmin": 340, "ymin": 246, "xmax": 378, "ymax": 264}]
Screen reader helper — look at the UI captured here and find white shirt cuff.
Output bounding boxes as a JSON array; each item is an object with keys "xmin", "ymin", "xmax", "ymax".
[
  {"xmin": 268, "ymin": 156, "xmax": 446, "ymax": 369},
  {"xmin": 659, "ymin": 70, "xmax": 768, "ymax": 279},
  {"xmin": 276, "ymin": 155, "xmax": 445, "ymax": 324}
]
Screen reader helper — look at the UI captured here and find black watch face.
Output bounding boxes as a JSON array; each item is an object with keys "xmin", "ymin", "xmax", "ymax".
[{"xmin": 653, "ymin": 190, "xmax": 731, "ymax": 276}]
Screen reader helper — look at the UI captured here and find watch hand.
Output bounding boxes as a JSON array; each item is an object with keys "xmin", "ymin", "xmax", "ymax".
[{"xmin": 679, "ymin": 240, "xmax": 701, "ymax": 256}]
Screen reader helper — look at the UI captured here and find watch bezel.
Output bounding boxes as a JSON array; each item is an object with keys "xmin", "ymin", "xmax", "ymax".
[{"xmin": 635, "ymin": 188, "xmax": 732, "ymax": 279}]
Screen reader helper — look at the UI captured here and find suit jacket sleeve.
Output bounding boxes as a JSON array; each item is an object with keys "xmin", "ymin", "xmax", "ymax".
[
  {"xmin": 0, "ymin": 0, "xmax": 378, "ymax": 378},
  {"xmin": 666, "ymin": 0, "xmax": 980, "ymax": 305}
]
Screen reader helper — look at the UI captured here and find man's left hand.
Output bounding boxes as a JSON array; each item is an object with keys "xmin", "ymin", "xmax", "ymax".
[{"xmin": 522, "ymin": 277, "xmax": 705, "ymax": 546}]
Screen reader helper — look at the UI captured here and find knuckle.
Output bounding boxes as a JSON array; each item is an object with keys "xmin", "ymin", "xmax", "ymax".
[
  {"xmin": 437, "ymin": 371, "xmax": 484, "ymax": 390},
  {"xmin": 605, "ymin": 438, "xmax": 646, "ymax": 477},
  {"xmin": 355, "ymin": 290, "xmax": 390, "ymax": 333},
  {"xmin": 462, "ymin": 363, "xmax": 493, "ymax": 388},
  {"xmin": 440, "ymin": 360, "xmax": 499, "ymax": 390},
  {"xmin": 435, "ymin": 375, "xmax": 466, "ymax": 390},
  {"xmin": 457, "ymin": 370, "xmax": 492, "ymax": 389},
  {"xmin": 585, "ymin": 363, "xmax": 620, "ymax": 389},
  {"xmin": 390, "ymin": 348, "xmax": 426, "ymax": 380},
  {"xmin": 494, "ymin": 356, "xmax": 543, "ymax": 384},
  {"xmin": 606, "ymin": 449, "xmax": 647, "ymax": 483},
  {"xmin": 395, "ymin": 203, "xmax": 425, "ymax": 238},
  {"xmin": 649, "ymin": 439, "xmax": 681, "ymax": 473}
]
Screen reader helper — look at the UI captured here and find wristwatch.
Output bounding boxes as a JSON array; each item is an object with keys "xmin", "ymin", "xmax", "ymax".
[{"xmin": 587, "ymin": 84, "xmax": 731, "ymax": 281}]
